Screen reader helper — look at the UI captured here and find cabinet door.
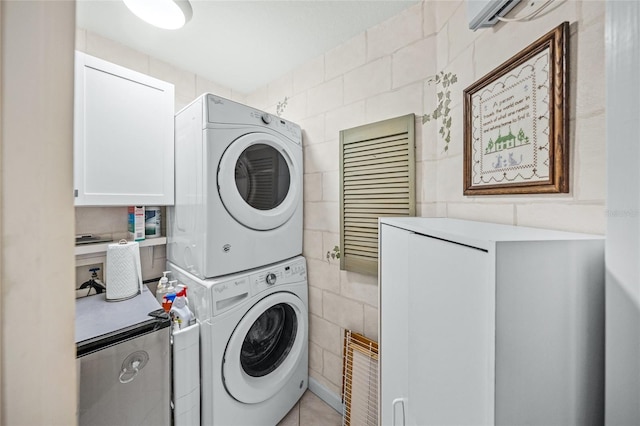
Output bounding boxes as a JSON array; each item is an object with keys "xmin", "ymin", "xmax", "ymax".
[
  {"xmin": 379, "ymin": 224, "xmax": 411, "ymax": 426},
  {"xmin": 408, "ymin": 233, "xmax": 493, "ymax": 426},
  {"xmin": 74, "ymin": 52, "xmax": 175, "ymax": 206}
]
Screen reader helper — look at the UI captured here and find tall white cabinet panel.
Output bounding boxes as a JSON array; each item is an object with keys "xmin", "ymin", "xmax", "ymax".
[
  {"xmin": 379, "ymin": 225, "xmax": 410, "ymax": 426},
  {"xmin": 74, "ymin": 52, "xmax": 175, "ymax": 206},
  {"xmin": 407, "ymin": 234, "xmax": 492, "ymax": 426},
  {"xmin": 379, "ymin": 218, "xmax": 604, "ymax": 426}
]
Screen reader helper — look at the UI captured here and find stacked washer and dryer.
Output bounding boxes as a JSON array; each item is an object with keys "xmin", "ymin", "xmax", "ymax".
[{"xmin": 167, "ymin": 93, "xmax": 308, "ymax": 426}]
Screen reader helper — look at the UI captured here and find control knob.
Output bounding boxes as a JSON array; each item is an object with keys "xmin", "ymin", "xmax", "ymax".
[
  {"xmin": 266, "ymin": 273, "xmax": 277, "ymax": 285},
  {"xmin": 261, "ymin": 113, "xmax": 272, "ymax": 124}
]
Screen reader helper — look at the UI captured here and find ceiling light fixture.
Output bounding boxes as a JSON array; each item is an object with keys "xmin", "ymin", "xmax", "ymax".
[{"xmin": 123, "ymin": 0, "xmax": 193, "ymax": 30}]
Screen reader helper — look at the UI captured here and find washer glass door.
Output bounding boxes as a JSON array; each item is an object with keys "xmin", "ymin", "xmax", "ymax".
[
  {"xmin": 218, "ymin": 133, "xmax": 300, "ymax": 231},
  {"xmin": 223, "ymin": 292, "xmax": 307, "ymax": 404}
]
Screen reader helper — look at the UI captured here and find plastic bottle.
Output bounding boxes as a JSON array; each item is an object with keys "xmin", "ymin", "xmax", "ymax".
[
  {"xmin": 170, "ymin": 286, "xmax": 192, "ymax": 330},
  {"xmin": 161, "ymin": 280, "xmax": 177, "ymax": 312},
  {"xmin": 155, "ymin": 271, "xmax": 171, "ymax": 305}
]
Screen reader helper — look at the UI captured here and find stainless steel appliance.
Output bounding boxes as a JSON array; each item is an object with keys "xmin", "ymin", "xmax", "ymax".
[{"xmin": 76, "ymin": 286, "xmax": 171, "ymax": 426}]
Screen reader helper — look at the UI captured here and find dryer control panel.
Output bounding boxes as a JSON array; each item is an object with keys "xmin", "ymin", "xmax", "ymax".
[{"xmin": 205, "ymin": 94, "xmax": 302, "ymax": 143}]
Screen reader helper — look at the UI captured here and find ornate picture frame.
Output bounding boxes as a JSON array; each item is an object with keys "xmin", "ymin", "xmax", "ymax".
[{"xmin": 463, "ymin": 22, "xmax": 569, "ymax": 195}]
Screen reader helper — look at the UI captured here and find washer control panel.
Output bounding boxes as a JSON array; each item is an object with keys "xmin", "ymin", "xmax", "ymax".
[{"xmin": 251, "ymin": 257, "xmax": 307, "ymax": 295}]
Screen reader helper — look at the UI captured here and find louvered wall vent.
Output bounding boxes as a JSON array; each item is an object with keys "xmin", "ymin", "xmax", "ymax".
[{"xmin": 339, "ymin": 114, "xmax": 416, "ymax": 275}]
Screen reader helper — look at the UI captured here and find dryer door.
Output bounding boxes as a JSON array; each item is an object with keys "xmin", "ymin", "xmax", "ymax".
[
  {"xmin": 223, "ymin": 292, "xmax": 307, "ymax": 404},
  {"xmin": 218, "ymin": 132, "xmax": 301, "ymax": 231}
]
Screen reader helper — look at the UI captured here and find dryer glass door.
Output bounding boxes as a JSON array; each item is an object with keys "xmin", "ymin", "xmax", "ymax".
[
  {"xmin": 223, "ymin": 292, "xmax": 307, "ymax": 404},
  {"xmin": 218, "ymin": 132, "xmax": 301, "ymax": 231},
  {"xmin": 235, "ymin": 144, "xmax": 290, "ymax": 211}
]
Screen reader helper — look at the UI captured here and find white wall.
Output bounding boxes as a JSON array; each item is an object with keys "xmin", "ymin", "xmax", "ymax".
[
  {"xmin": 605, "ymin": 1, "xmax": 640, "ymax": 423},
  {"xmin": 1, "ymin": 1, "xmax": 76, "ymax": 424},
  {"xmin": 246, "ymin": 0, "xmax": 605, "ymax": 397}
]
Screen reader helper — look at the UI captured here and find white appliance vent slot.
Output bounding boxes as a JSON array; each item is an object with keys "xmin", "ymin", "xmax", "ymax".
[{"xmin": 467, "ymin": 0, "xmax": 522, "ymax": 30}]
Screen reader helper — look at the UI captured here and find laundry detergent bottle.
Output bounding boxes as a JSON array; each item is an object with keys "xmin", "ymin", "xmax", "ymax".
[{"xmin": 170, "ymin": 286, "xmax": 192, "ymax": 330}]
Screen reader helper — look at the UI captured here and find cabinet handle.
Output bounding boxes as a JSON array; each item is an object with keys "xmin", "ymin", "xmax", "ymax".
[{"xmin": 392, "ymin": 398, "xmax": 406, "ymax": 426}]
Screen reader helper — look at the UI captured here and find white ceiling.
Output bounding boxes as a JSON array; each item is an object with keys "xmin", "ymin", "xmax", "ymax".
[{"xmin": 76, "ymin": 0, "xmax": 420, "ymax": 94}]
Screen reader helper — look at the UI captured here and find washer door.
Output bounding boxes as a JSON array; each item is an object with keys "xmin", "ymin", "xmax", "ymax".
[
  {"xmin": 218, "ymin": 132, "xmax": 300, "ymax": 231},
  {"xmin": 223, "ymin": 292, "xmax": 307, "ymax": 404}
]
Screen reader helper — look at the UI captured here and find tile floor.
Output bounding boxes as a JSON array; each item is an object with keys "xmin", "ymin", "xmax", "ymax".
[{"xmin": 277, "ymin": 390, "xmax": 342, "ymax": 426}]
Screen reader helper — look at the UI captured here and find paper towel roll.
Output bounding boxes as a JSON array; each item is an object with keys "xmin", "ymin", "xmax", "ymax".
[{"xmin": 106, "ymin": 240, "xmax": 142, "ymax": 301}]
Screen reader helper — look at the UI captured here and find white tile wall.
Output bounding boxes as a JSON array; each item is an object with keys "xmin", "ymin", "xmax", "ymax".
[
  {"xmin": 304, "ymin": 201, "xmax": 339, "ymax": 233},
  {"xmin": 339, "ymin": 271, "xmax": 378, "ymax": 308},
  {"xmin": 434, "ymin": 0, "xmax": 463, "ymax": 33},
  {"xmin": 344, "ymin": 57, "xmax": 392, "ymax": 104},
  {"xmin": 575, "ymin": 20, "xmax": 606, "ymax": 118},
  {"xmin": 245, "ymin": 86, "xmax": 269, "ymax": 110},
  {"xmin": 308, "ymin": 286, "xmax": 323, "ymax": 316},
  {"xmin": 422, "ymin": 1, "xmax": 437, "ymax": 37},
  {"xmin": 579, "ymin": 0, "xmax": 606, "ymax": 27},
  {"xmin": 303, "ymin": 141, "xmax": 338, "ymax": 174},
  {"xmin": 309, "ymin": 314, "xmax": 342, "ymax": 355},
  {"xmin": 366, "ymin": 3, "xmax": 423, "ymax": 61},
  {"xmin": 309, "ymin": 369, "xmax": 340, "ymax": 396},
  {"xmin": 363, "ymin": 304, "xmax": 379, "ymax": 341},
  {"xmin": 516, "ymin": 203, "xmax": 605, "ymax": 234},
  {"xmin": 325, "ymin": 33, "xmax": 366, "ymax": 81},
  {"xmin": 322, "ymin": 350, "xmax": 344, "ymax": 387},
  {"xmin": 392, "ymin": 36, "xmax": 438, "ymax": 89},
  {"xmin": 307, "ymin": 77, "xmax": 343, "ymax": 116},
  {"xmin": 574, "ymin": 113, "xmax": 606, "ymax": 201},
  {"xmin": 85, "ymin": 32, "xmax": 149, "ymax": 74},
  {"xmin": 447, "ymin": 202, "xmax": 516, "ymax": 225},
  {"xmin": 303, "ymin": 230, "xmax": 324, "ymax": 260},
  {"xmin": 322, "ymin": 171, "xmax": 339, "ymax": 202},
  {"xmin": 364, "ymin": 82, "xmax": 423, "ymax": 124},
  {"xmin": 323, "ymin": 291, "xmax": 364, "ymax": 335},
  {"xmin": 149, "ymin": 58, "xmax": 196, "ymax": 107},
  {"xmin": 321, "ymin": 232, "xmax": 340, "ymax": 261},
  {"xmin": 304, "ymin": 173, "xmax": 323, "ymax": 202},
  {"xmin": 309, "ymin": 341, "xmax": 324, "ymax": 373},
  {"xmin": 300, "ymin": 115, "xmax": 326, "ymax": 147},
  {"xmin": 446, "ymin": 2, "xmax": 482, "ymax": 62},
  {"xmin": 306, "ymin": 258, "xmax": 340, "ymax": 293},
  {"xmin": 195, "ymin": 75, "xmax": 232, "ymax": 100},
  {"xmin": 294, "ymin": 55, "xmax": 325, "ymax": 94},
  {"xmin": 267, "ymin": 72, "xmax": 293, "ymax": 107},
  {"xmin": 324, "ymin": 101, "xmax": 366, "ymax": 140},
  {"xmin": 285, "ymin": 92, "xmax": 308, "ymax": 122}
]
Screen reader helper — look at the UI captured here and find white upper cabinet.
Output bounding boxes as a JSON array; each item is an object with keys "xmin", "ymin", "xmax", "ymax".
[{"xmin": 74, "ymin": 51, "xmax": 175, "ymax": 206}]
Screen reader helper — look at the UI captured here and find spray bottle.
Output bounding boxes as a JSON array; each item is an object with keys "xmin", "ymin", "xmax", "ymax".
[
  {"xmin": 161, "ymin": 280, "xmax": 177, "ymax": 313},
  {"xmin": 170, "ymin": 286, "xmax": 192, "ymax": 330}
]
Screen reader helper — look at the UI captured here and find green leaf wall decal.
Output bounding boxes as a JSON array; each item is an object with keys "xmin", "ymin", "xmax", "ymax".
[{"xmin": 422, "ymin": 71, "xmax": 458, "ymax": 153}]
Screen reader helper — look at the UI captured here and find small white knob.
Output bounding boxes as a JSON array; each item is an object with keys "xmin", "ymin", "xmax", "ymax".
[
  {"xmin": 266, "ymin": 273, "xmax": 277, "ymax": 285},
  {"xmin": 261, "ymin": 113, "xmax": 272, "ymax": 124}
]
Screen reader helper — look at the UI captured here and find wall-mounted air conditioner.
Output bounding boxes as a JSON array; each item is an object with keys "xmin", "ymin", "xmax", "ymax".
[{"xmin": 467, "ymin": 0, "xmax": 522, "ymax": 30}]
